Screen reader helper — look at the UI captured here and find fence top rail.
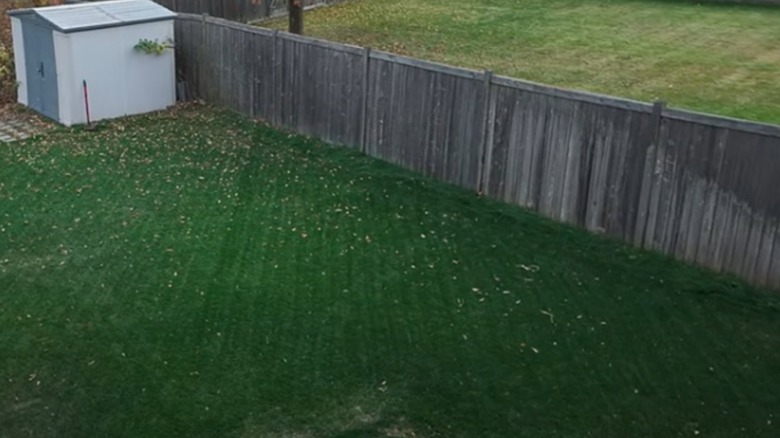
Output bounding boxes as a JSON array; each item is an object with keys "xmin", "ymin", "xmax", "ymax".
[
  {"xmin": 177, "ymin": 12, "xmax": 272, "ymax": 33},
  {"xmin": 368, "ymin": 51, "xmax": 484, "ymax": 81},
  {"xmin": 175, "ymin": 13, "xmax": 780, "ymax": 139},
  {"xmin": 662, "ymin": 108, "xmax": 780, "ymax": 138},
  {"xmin": 277, "ymin": 30, "xmax": 365, "ymax": 55},
  {"xmin": 491, "ymin": 75, "xmax": 654, "ymax": 114},
  {"xmin": 493, "ymin": 74, "xmax": 780, "ymax": 138},
  {"xmin": 177, "ymin": 12, "xmax": 365, "ymax": 55}
]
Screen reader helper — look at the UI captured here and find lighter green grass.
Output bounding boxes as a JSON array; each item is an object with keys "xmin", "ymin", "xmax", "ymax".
[
  {"xmin": 262, "ymin": 0, "xmax": 780, "ymax": 124},
  {"xmin": 1, "ymin": 106, "xmax": 779, "ymax": 437}
]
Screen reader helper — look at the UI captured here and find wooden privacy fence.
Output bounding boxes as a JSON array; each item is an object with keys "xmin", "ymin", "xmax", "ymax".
[
  {"xmin": 151, "ymin": 0, "xmax": 342, "ymax": 22},
  {"xmin": 154, "ymin": 0, "xmax": 268, "ymax": 22},
  {"xmin": 65, "ymin": 0, "xmax": 270, "ymax": 22},
  {"xmin": 174, "ymin": 14, "xmax": 780, "ymax": 290}
]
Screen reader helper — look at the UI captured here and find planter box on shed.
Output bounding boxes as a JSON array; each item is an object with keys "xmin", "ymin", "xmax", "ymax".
[{"xmin": 8, "ymin": 0, "xmax": 176, "ymax": 126}]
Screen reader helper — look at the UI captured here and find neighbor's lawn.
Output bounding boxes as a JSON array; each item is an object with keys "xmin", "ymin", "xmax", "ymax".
[
  {"xmin": 1, "ymin": 106, "xmax": 779, "ymax": 437},
  {"xmin": 262, "ymin": 0, "xmax": 780, "ymax": 124}
]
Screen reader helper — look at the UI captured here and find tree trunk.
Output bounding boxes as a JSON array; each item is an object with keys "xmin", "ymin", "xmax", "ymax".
[{"xmin": 288, "ymin": 0, "xmax": 303, "ymax": 35}]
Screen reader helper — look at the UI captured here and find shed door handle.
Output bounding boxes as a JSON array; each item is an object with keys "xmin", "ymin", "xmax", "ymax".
[{"xmin": 38, "ymin": 62, "xmax": 44, "ymax": 78}]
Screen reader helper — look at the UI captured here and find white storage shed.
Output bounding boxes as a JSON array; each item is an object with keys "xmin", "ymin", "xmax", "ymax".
[{"xmin": 8, "ymin": 0, "xmax": 176, "ymax": 126}]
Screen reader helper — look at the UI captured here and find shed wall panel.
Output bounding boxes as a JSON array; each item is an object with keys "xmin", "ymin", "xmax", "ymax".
[
  {"xmin": 68, "ymin": 27, "xmax": 127, "ymax": 124},
  {"xmin": 122, "ymin": 21, "xmax": 176, "ymax": 115},
  {"xmin": 53, "ymin": 32, "xmax": 73, "ymax": 125},
  {"xmin": 61, "ymin": 20, "xmax": 175, "ymax": 125}
]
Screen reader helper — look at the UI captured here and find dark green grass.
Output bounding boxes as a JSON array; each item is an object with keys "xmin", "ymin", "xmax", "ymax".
[{"xmin": 1, "ymin": 106, "xmax": 779, "ymax": 437}]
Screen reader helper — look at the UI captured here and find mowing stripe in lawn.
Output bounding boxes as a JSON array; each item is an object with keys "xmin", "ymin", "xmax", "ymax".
[{"xmin": 0, "ymin": 106, "xmax": 779, "ymax": 437}]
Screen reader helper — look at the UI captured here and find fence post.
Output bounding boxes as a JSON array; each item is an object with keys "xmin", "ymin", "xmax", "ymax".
[
  {"xmin": 248, "ymin": 29, "xmax": 255, "ymax": 118},
  {"xmin": 652, "ymin": 100, "xmax": 666, "ymax": 139},
  {"xmin": 360, "ymin": 47, "xmax": 372, "ymax": 154},
  {"xmin": 272, "ymin": 29, "xmax": 280, "ymax": 126},
  {"xmin": 477, "ymin": 70, "xmax": 494, "ymax": 195},
  {"xmin": 637, "ymin": 99, "xmax": 667, "ymax": 247},
  {"xmin": 200, "ymin": 13, "xmax": 208, "ymax": 102}
]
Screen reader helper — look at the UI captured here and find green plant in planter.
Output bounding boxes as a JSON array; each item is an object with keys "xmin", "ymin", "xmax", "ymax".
[{"xmin": 134, "ymin": 39, "xmax": 173, "ymax": 56}]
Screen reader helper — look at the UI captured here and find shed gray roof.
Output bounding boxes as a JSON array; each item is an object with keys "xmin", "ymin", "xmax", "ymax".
[{"xmin": 8, "ymin": 0, "xmax": 175, "ymax": 34}]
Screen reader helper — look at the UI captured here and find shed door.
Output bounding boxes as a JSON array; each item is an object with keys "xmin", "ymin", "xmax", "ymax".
[{"xmin": 23, "ymin": 22, "xmax": 59, "ymax": 121}]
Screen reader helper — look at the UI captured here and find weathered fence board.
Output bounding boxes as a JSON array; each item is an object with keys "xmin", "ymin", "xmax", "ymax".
[
  {"xmin": 156, "ymin": 0, "xmax": 265, "ymax": 21},
  {"xmin": 364, "ymin": 57, "xmax": 486, "ymax": 189},
  {"xmin": 755, "ymin": 221, "xmax": 777, "ymax": 286},
  {"xmin": 152, "ymin": 0, "xmax": 345, "ymax": 23},
  {"xmin": 484, "ymin": 87, "xmax": 656, "ymax": 239},
  {"xmin": 174, "ymin": 14, "xmax": 780, "ymax": 291},
  {"xmin": 276, "ymin": 37, "xmax": 364, "ymax": 147},
  {"xmin": 770, "ymin": 232, "xmax": 780, "ymax": 287},
  {"xmin": 250, "ymin": 31, "xmax": 274, "ymax": 120}
]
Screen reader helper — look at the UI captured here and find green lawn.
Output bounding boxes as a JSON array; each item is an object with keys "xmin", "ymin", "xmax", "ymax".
[
  {"xmin": 1, "ymin": 106, "xmax": 779, "ymax": 437},
  {"xmin": 262, "ymin": 0, "xmax": 780, "ymax": 124}
]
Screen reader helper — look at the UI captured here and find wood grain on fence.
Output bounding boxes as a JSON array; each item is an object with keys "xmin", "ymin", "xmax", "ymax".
[
  {"xmin": 156, "ymin": 0, "xmax": 268, "ymax": 22},
  {"xmin": 174, "ymin": 14, "xmax": 780, "ymax": 290},
  {"xmin": 155, "ymin": 0, "xmax": 344, "ymax": 23},
  {"xmin": 276, "ymin": 36, "xmax": 365, "ymax": 147},
  {"xmin": 364, "ymin": 54, "xmax": 487, "ymax": 189}
]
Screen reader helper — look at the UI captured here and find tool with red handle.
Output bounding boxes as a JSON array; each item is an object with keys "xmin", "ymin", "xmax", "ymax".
[{"xmin": 83, "ymin": 79, "xmax": 93, "ymax": 130}]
